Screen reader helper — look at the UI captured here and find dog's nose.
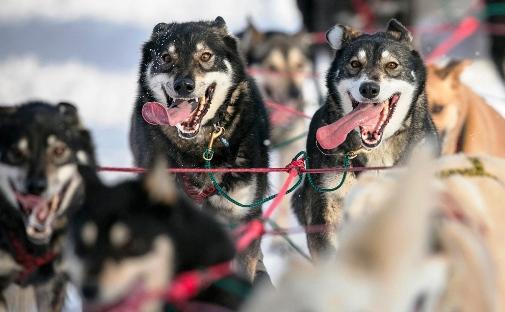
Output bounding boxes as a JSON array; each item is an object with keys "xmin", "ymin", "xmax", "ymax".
[
  {"xmin": 26, "ymin": 178, "xmax": 47, "ymax": 195},
  {"xmin": 288, "ymin": 84, "xmax": 301, "ymax": 99},
  {"xmin": 174, "ymin": 77, "xmax": 195, "ymax": 96},
  {"xmin": 359, "ymin": 82, "xmax": 380, "ymax": 99},
  {"xmin": 82, "ymin": 283, "xmax": 99, "ymax": 300}
]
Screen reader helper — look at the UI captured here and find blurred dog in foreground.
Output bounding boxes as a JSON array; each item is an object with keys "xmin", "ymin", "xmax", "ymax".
[
  {"xmin": 0, "ymin": 101, "xmax": 96, "ymax": 311},
  {"xmin": 426, "ymin": 60, "xmax": 505, "ymax": 156},
  {"xmin": 245, "ymin": 150, "xmax": 505, "ymax": 311},
  {"xmin": 68, "ymin": 164, "xmax": 248, "ymax": 312}
]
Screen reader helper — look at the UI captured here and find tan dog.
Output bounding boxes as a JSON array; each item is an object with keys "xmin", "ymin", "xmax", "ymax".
[
  {"xmin": 243, "ymin": 152, "xmax": 505, "ymax": 311},
  {"xmin": 426, "ymin": 60, "xmax": 505, "ymax": 156}
]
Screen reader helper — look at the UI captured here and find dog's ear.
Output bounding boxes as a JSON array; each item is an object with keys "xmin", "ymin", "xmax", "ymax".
[
  {"xmin": 152, "ymin": 22, "xmax": 170, "ymax": 36},
  {"xmin": 386, "ymin": 19, "xmax": 413, "ymax": 43},
  {"xmin": 434, "ymin": 59, "xmax": 472, "ymax": 81},
  {"xmin": 144, "ymin": 158, "xmax": 178, "ymax": 206},
  {"xmin": 57, "ymin": 102, "xmax": 83, "ymax": 128},
  {"xmin": 326, "ymin": 25, "xmax": 361, "ymax": 50},
  {"xmin": 240, "ymin": 18, "xmax": 264, "ymax": 55}
]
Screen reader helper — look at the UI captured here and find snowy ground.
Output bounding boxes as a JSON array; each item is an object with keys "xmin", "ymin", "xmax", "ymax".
[{"xmin": 1, "ymin": 0, "xmax": 505, "ymax": 290}]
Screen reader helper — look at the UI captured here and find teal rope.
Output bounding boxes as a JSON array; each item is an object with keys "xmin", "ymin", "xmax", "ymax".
[
  {"xmin": 266, "ymin": 219, "xmax": 312, "ymax": 262},
  {"xmin": 304, "ymin": 152, "xmax": 350, "ymax": 192},
  {"xmin": 203, "ymin": 149, "xmax": 303, "ymax": 208}
]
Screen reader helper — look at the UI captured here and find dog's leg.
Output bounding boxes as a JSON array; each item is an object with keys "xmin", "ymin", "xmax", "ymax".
[
  {"xmin": 235, "ymin": 238, "xmax": 261, "ymax": 282},
  {"xmin": 34, "ymin": 273, "xmax": 68, "ymax": 312}
]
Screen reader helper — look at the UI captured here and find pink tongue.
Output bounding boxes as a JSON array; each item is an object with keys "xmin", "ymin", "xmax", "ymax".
[
  {"xmin": 142, "ymin": 101, "xmax": 193, "ymax": 126},
  {"xmin": 316, "ymin": 103, "xmax": 383, "ymax": 150}
]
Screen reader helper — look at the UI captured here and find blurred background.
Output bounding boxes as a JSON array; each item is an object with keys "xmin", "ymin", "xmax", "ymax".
[{"xmin": 1, "ymin": 0, "xmax": 505, "ymax": 283}]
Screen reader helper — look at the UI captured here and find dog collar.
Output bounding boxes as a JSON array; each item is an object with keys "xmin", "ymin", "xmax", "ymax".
[
  {"xmin": 180, "ymin": 173, "xmax": 217, "ymax": 203},
  {"xmin": 5, "ymin": 230, "xmax": 56, "ymax": 283}
]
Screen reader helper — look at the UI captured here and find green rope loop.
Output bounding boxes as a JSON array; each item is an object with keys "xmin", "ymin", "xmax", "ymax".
[
  {"xmin": 305, "ymin": 152, "xmax": 350, "ymax": 193},
  {"xmin": 203, "ymin": 148, "xmax": 304, "ymax": 208}
]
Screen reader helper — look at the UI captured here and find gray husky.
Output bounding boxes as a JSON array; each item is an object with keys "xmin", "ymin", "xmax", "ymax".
[
  {"xmin": 293, "ymin": 19, "xmax": 439, "ymax": 258},
  {"xmin": 129, "ymin": 17, "xmax": 270, "ymax": 282}
]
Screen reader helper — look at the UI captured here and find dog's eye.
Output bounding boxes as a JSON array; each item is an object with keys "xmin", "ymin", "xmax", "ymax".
[
  {"xmin": 161, "ymin": 52, "xmax": 172, "ymax": 63},
  {"xmin": 350, "ymin": 60, "xmax": 362, "ymax": 68},
  {"xmin": 431, "ymin": 104, "xmax": 444, "ymax": 114},
  {"xmin": 51, "ymin": 144, "xmax": 69, "ymax": 164},
  {"xmin": 386, "ymin": 62, "xmax": 398, "ymax": 69},
  {"xmin": 200, "ymin": 52, "xmax": 212, "ymax": 62}
]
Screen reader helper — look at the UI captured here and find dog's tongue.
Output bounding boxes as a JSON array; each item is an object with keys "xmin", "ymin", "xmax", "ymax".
[
  {"xmin": 142, "ymin": 101, "xmax": 192, "ymax": 126},
  {"xmin": 316, "ymin": 103, "xmax": 383, "ymax": 150}
]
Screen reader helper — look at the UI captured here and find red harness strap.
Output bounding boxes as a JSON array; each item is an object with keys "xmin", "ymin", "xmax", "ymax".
[
  {"xmin": 6, "ymin": 231, "xmax": 56, "ymax": 283},
  {"xmin": 180, "ymin": 174, "xmax": 217, "ymax": 203}
]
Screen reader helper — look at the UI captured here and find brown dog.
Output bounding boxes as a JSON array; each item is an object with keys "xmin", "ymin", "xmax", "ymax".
[{"xmin": 426, "ymin": 60, "xmax": 505, "ymax": 156}]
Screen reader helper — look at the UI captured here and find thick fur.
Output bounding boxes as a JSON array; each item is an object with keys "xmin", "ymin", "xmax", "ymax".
[
  {"xmin": 245, "ymin": 151, "xmax": 502, "ymax": 312},
  {"xmin": 0, "ymin": 101, "xmax": 96, "ymax": 311},
  {"xmin": 69, "ymin": 165, "xmax": 242, "ymax": 311},
  {"xmin": 129, "ymin": 17, "xmax": 270, "ymax": 281},
  {"xmin": 239, "ymin": 23, "xmax": 313, "ymax": 228},
  {"xmin": 426, "ymin": 60, "xmax": 505, "ymax": 156},
  {"xmin": 293, "ymin": 19, "xmax": 439, "ymax": 258}
]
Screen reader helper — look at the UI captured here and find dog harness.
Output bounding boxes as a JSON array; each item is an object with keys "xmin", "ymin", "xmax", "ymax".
[
  {"xmin": 180, "ymin": 173, "xmax": 217, "ymax": 203},
  {"xmin": 437, "ymin": 157, "xmax": 498, "ymax": 180},
  {"xmin": 5, "ymin": 231, "xmax": 56, "ymax": 283}
]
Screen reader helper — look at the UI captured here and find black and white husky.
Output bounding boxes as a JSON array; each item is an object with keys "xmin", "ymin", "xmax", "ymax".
[
  {"xmin": 0, "ymin": 101, "xmax": 96, "ymax": 311},
  {"xmin": 129, "ymin": 17, "xmax": 270, "ymax": 282},
  {"xmin": 293, "ymin": 19, "xmax": 439, "ymax": 258}
]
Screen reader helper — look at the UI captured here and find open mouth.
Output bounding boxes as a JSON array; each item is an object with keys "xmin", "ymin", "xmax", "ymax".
[
  {"xmin": 162, "ymin": 83, "xmax": 216, "ymax": 139},
  {"xmin": 350, "ymin": 92, "xmax": 400, "ymax": 148},
  {"xmin": 10, "ymin": 178, "xmax": 74, "ymax": 244},
  {"xmin": 315, "ymin": 91, "xmax": 401, "ymax": 150}
]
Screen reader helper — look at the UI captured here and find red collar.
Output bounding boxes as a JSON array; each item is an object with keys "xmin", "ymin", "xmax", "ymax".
[
  {"xmin": 180, "ymin": 174, "xmax": 216, "ymax": 203},
  {"xmin": 6, "ymin": 231, "xmax": 57, "ymax": 283}
]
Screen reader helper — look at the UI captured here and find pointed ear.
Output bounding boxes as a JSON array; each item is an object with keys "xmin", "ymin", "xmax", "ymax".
[
  {"xmin": 326, "ymin": 25, "xmax": 361, "ymax": 50},
  {"xmin": 240, "ymin": 18, "xmax": 264, "ymax": 55},
  {"xmin": 433, "ymin": 59, "xmax": 472, "ymax": 81},
  {"xmin": 386, "ymin": 19, "xmax": 413, "ymax": 43},
  {"xmin": 152, "ymin": 22, "xmax": 170, "ymax": 36},
  {"xmin": 144, "ymin": 158, "xmax": 177, "ymax": 206},
  {"xmin": 57, "ymin": 102, "xmax": 82, "ymax": 128}
]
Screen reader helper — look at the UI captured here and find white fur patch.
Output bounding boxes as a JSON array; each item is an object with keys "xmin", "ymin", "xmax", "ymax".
[
  {"xmin": 197, "ymin": 60, "xmax": 234, "ymax": 125},
  {"xmin": 47, "ymin": 135, "xmax": 57, "ymax": 145},
  {"xmin": 109, "ymin": 222, "xmax": 131, "ymax": 248},
  {"xmin": 0, "ymin": 163, "xmax": 27, "ymax": 207},
  {"xmin": 76, "ymin": 150, "xmax": 89, "ymax": 165},
  {"xmin": 98, "ymin": 236, "xmax": 173, "ymax": 309},
  {"xmin": 410, "ymin": 70, "xmax": 416, "ymax": 80},
  {"xmin": 196, "ymin": 42, "xmax": 204, "ymax": 51},
  {"xmin": 18, "ymin": 137, "xmax": 28, "ymax": 151},
  {"xmin": 168, "ymin": 45, "xmax": 175, "ymax": 53},
  {"xmin": 381, "ymin": 50, "xmax": 390, "ymax": 58},
  {"xmin": 358, "ymin": 50, "xmax": 366, "ymax": 62},
  {"xmin": 326, "ymin": 25, "xmax": 345, "ymax": 50},
  {"xmin": 81, "ymin": 221, "xmax": 98, "ymax": 246},
  {"xmin": 146, "ymin": 63, "xmax": 175, "ymax": 104}
]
